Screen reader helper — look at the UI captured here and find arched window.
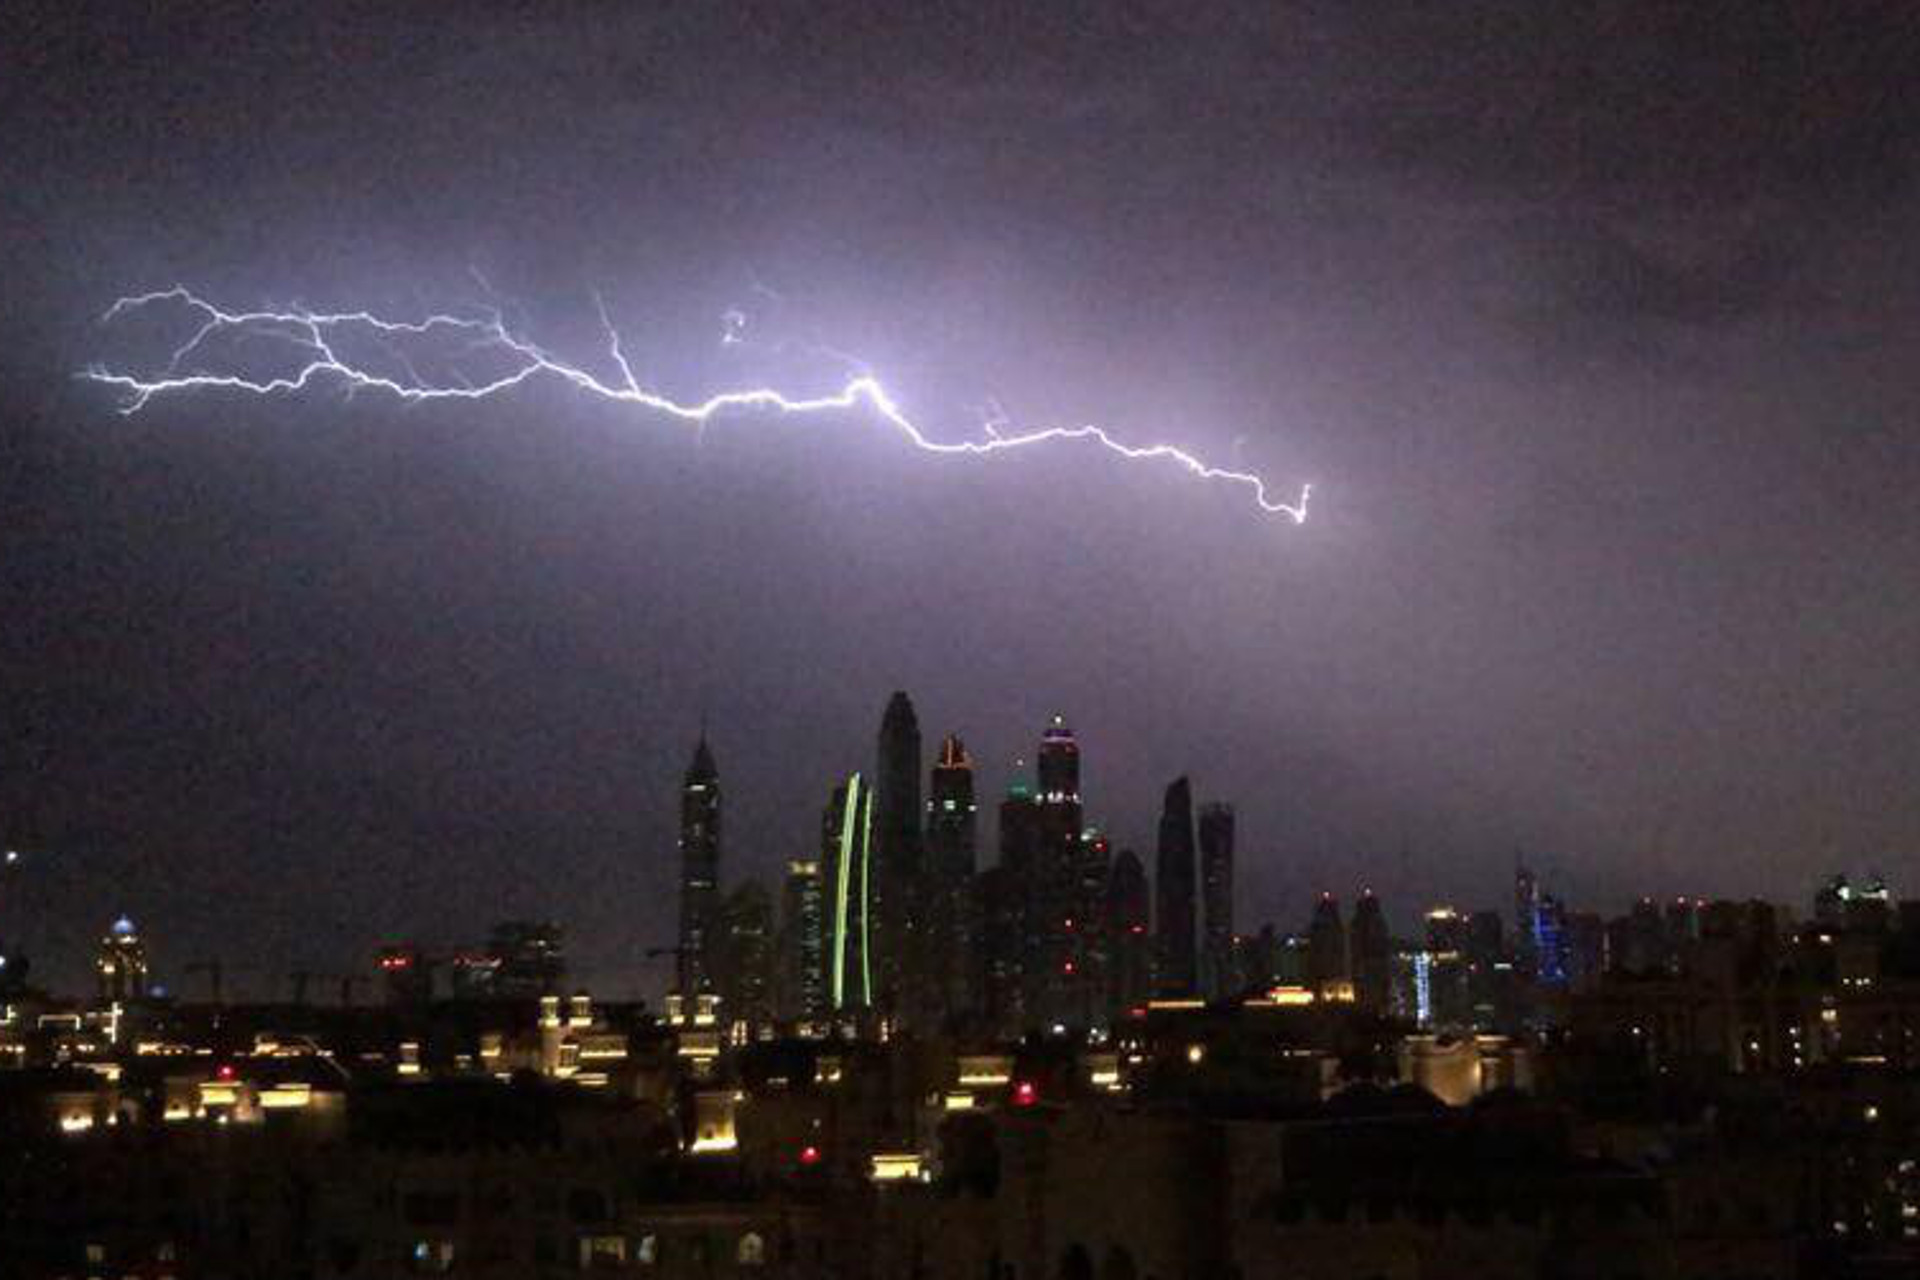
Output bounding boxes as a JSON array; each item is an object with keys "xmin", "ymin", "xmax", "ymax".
[{"xmin": 738, "ymin": 1232, "xmax": 765, "ymax": 1266}]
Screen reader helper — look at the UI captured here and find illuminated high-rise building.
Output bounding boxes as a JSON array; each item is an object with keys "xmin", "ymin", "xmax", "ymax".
[
  {"xmin": 95, "ymin": 915, "xmax": 148, "ymax": 1004},
  {"xmin": 1350, "ymin": 890, "xmax": 1391, "ymax": 1014},
  {"xmin": 925, "ymin": 734, "xmax": 979, "ymax": 1024},
  {"xmin": 1154, "ymin": 777, "xmax": 1197, "ymax": 997},
  {"xmin": 1105, "ymin": 849, "xmax": 1151, "ymax": 1020},
  {"xmin": 779, "ymin": 859, "xmax": 827, "ymax": 1023},
  {"xmin": 1533, "ymin": 893, "xmax": 1570, "ymax": 988},
  {"xmin": 1198, "ymin": 802, "xmax": 1235, "ymax": 998},
  {"xmin": 676, "ymin": 736, "xmax": 721, "ymax": 998},
  {"xmin": 821, "ymin": 773, "xmax": 876, "ymax": 1011},
  {"xmin": 872, "ymin": 693, "xmax": 923, "ymax": 1015}
]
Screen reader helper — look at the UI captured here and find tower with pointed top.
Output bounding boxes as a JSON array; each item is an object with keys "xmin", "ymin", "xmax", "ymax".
[
  {"xmin": 1307, "ymin": 892, "xmax": 1348, "ymax": 996},
  {"xmin": 1350, "ymin": 889, "xmax": 1391, "ymax": 1013},
  {"xmin": 676, "ymin": 736, "xmax": 722, "ymax": 999}
]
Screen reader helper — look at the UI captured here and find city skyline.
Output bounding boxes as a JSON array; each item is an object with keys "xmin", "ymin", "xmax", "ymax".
[
  {"xmin": 6, "ymin": 685, "xmax": 1904, "ymax": 1005},
  {"xmin": 4, "ymin": 3, "xmax": 1917, "ymax": 1006}
]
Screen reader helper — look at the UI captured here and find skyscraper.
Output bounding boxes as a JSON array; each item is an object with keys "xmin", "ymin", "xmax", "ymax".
[
  {"xmin": 1533, "ymin": 893, "xmax": 1570, "ymax": 988},
  {"xmin": 992, "ymin": 771, "xmax": 1041, "ymax": 1035},
  {"xmin": 822, "ymin": 773, "xmax": 876, "ymax": 1011},
  {"xmin": 873, "ymin": 692, "xmax": 923, "ymax": 1018},
  {"xmin": 1513, "ymin": 860, "xmax": 1540, "ymax": 977},
  {"xmin": 779, "ymin": 859, "xmax": 827, "ymax": 1024},
  {"xmin": 1034, "ymin": 715, "xmax": 1086, "ymax": 1027},
  {"xmin": 1423, "ymin": 906, "xmax": 1472, "ymax": 1028},
  {"xmin": 1070, "ymin": 826, "xmax": 1114, "ymax": 1028},
  {"xmin": 676, "ymin": 736, "xmax": 721, "ymax": 998},
  {"xmin": 1154, "ymin": 777, "xmax": 1198, "ymax": 997},
  {"xmin": 1105, "ymin": 849, "xmax": 1152, "ymax": 1020},
  {"xmin": 1037, "ymin": 714, "xmax": 1081, "ymax": 807},
  {"xmin": 1307, "ymin": 893, "xmax": 1348, "ymax": 995},
  {"xmin": 712, "ymin": 879, "xmax": 775, "ymax": 1035},
  {"xmin": 1350, "ymin": 889, "xmax": 1391, "ymax": 1014},
  {"xmin": 925, "ymin": 734, "xmax": 979, "ymax": 1025},
  {"xmin": 1198, "ymin": 802, "xmax": 1235, "ymax": 998}
]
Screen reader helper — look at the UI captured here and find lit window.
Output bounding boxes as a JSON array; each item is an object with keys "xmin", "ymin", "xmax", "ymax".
[
  {"xmin": 636, "ymin": 1235, "xmax": 658, "ymax": 1266},
  {"xmin": 738, "ymin": 1233, "xmax": 766, "ymax": 1266},
  {"xmin": 578, "ymin": 1235, "xmax": 626, "ymax": 1268}
]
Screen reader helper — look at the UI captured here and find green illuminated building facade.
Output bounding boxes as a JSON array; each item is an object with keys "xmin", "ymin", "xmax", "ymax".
[{"xmin": 821, "ymin": 772, "xmax": 876, "ymax": 1010}]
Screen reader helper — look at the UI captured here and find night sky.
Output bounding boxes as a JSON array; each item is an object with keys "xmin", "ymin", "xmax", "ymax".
[{"xmin": 4, "ymin": 2, "xmax": 1918, "ymax": 998}]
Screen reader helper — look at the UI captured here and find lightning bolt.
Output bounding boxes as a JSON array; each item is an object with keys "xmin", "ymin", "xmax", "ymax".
[{"xmin": 83, "ymin": 287, "xmax": 1310, "ymax": 523}]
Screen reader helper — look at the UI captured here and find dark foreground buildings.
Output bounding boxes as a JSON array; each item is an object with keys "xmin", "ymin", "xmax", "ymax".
[{"xmin": 7, "ymin": 697, "xmax": 1920, "ymax": 1278}]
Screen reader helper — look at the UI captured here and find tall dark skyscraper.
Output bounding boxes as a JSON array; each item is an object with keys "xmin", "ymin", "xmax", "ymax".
[
  {"xmin": 1198, "ymin": 802, "xmax": 1235, "ymax": 999},
  {"xmin": 991, "ymin": 771, "xmax": 1040, "ymax": 1036},
  {"xmin": 1350, "ymin": 889, "xmax": 1392, "ymax": 1014},
  {"xmin": 925, "ymin": 734, "xmax": 979, "ymax": 1025},
  {"xmin": 1307, "ymin": 893, "xmax": 1348, "ymax": 994},
  {"xmin": 675, "ymin": 737, "xmax": 721, "ymax": 998},
  {"xmin": 1071, "ymin": 827, "xmax": 1114, "ymax": 1028},
  {"xmin": 1034, "ymin": 715, "xmax": 1086, "ymax": 1027},
  {"xmin": 821, "ymin": 773, "xmax": 875, "ymax": 1012},
  {"xmin": 712, "ymin": 879, "xmax": 775, "ymax": 1032},
  {"xmin": 1105, "ymin": 848, "xmax": 1151, "ymax": 1020},
  {"xmin": 1154, "ymin": 776, "xmax": 1198, "ymax": 997},
  {"xmin": 873, "ymin": 692, "xmax": 923, "ymax": 1017}
]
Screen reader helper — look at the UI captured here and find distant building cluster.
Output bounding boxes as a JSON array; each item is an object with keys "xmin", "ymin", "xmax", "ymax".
[
  {"xmin": 669, "ymin": 695, "xmax": 1267, "ymax": 1047},
  {"xmin": 3, "ymin": 712, "xmax": 1919, "ymax": 1278}
]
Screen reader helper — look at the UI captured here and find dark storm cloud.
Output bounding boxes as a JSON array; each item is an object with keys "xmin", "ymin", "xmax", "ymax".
[
  {"xmin": 1323, "ymin": 2, "xmax": 1920, "ymax": 340},
  {"xmin": 2, "ymin": 1, "xmax": 1918, "ymax": 994}
]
